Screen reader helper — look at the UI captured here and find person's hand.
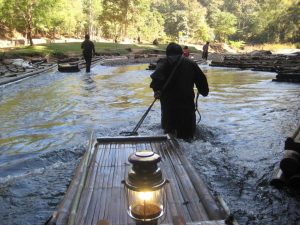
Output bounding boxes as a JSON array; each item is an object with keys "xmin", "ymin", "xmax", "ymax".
[{"xmin": 154, "ymin": 90, "xmax": 161, "ymax": 99}]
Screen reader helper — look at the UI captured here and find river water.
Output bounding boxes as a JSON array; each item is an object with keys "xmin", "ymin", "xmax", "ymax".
[{"xmin": 0, "ymin": 63, "xmax": 299, "ymax": 225}]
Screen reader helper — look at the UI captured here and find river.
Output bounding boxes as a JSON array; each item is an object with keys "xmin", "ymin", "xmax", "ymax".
[{"xmin": 0, "ymin": 63, "xmax": 299, "ymax": 225}]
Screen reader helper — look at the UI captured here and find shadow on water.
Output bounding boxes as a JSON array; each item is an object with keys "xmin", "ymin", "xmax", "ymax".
[{"xmin": 0, "ymin": 64, "xmax": 300, "ymax": 224}]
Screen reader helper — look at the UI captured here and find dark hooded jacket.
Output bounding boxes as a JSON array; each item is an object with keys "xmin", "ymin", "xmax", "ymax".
[
  {"xmin": 150, "ymin": 55, "xmax": 208, "ymax": 110},
  {"xmin": 150, "ymin": 43, "xmax": 209, "ymax": 139},
  {"xmin": 81, "ymin": 39, "xmax": 95, "ymax": 58}
]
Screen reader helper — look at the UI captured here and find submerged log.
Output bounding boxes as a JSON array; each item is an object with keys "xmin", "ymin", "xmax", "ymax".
[
  {"xmin": 285, "ymin": 125, "xmax": 300, "ymax": 152},
  {"xmin": 270, "ymin": 167, "xmax": 286, "ymax": 188},
  {"xmin": 288, "ymin": 174, "xmax": 300, "ymax": 189},
  {"xmin": 58, "ymin": 63, "xmax": 80, "ymax": 72},
  {"xmin": 280, "ymin": 150, "xmax": 300, "ymax": 177}
]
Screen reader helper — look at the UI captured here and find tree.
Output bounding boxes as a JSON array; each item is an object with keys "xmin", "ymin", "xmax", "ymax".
[
  {"xmin": 222, "ymin": 0, "xmax": 258, "ymax": 41},
  {"xmin": 250, "ymin": 0, "xmax": 298, "ymax": 43},
  {"xmin": 127, "ymin": 0, "xmax": 165, "ymax": 42},
  {"xmin": 1, "ymin": 0, "xmax": 59, "ymax": 45},
  {"xmin": 100, "ymin": 0, "xmax": 124, "ymax": 39},
  {"xmin": 211, "ymin": 11, "xmax": 237, "ymax": 41},
  {"xmin": 153, "ymin": 0, "xmax": 209, "ymax": 42}
]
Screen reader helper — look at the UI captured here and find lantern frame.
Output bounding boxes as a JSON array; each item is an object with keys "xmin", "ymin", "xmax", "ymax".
[{"xmin": 123, "ymin": 151, "xmax": 168, "ymax": 223}]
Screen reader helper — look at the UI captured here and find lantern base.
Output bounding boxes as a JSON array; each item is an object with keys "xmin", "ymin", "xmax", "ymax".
[{"xmin": 131, "ymin": 203, "xmax": 161, "ymax": 219}]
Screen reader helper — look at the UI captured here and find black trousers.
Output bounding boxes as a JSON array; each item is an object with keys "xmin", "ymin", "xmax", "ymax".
[
  {"xmin": 161, "ymin": 106, "xmax": 196, "ymax": 140},
  {"xmin": 202, "ymin": 51, "xmax": 208, "ymax": 60},
  {"xmin": 85, "ymin": 56, "xmax": 92, "ymax": 72}
]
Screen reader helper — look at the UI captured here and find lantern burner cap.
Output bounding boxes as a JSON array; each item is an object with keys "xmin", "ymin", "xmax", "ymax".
[{"xmin": 135, "ymin": 151, "xmax": 154, "ymax": 157}]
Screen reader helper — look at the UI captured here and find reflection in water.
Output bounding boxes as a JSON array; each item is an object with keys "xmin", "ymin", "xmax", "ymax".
[{"xmin": 0, "ymin": 64, "xmax": 299, "ymax": 224}]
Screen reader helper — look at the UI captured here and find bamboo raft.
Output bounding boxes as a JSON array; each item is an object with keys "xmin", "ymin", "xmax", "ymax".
[
  {"xmin": 270, "ymin": 125, "xmax": 300, "ymax": 189},
  {"xmin": 46, "ymin": 135, "xmax": 236, "ymax": 225}
]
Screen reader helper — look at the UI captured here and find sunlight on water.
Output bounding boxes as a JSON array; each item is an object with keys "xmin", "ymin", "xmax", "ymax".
[{"xmin": 0, "ymin": 63, "xmax": 299, "ymax": 224}]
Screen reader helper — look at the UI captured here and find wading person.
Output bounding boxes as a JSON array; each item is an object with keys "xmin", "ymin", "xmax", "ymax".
[
  {"xmin": 183, "ymin": 46, "xmax": 190, "ymax": 57},
  {"xmin": 81, "ymin": 34, "xmax": 95, "ymax": 73},
  {"xmin": 202, "ymin": 41, "xmax": 209, "ymax": 60},
  {"xmin": 150, "ymin": 42, "xmax": 209, "ymax": 140}
]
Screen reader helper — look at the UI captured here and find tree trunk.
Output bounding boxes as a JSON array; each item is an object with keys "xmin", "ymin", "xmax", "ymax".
[
  {"xmin": 88, "ymin": 0, "xmax": 93, "ymax": 37},
  {"xmin": 24, "ymin": 2, "xmax": 34, "ymax": 46},
  {"xmin": 123, "ymin": 0, "xmax": 129, "ymax": 37},
  {"xmin": 27, "ymin": 27, "xmax": 34, "ymax": 46}
]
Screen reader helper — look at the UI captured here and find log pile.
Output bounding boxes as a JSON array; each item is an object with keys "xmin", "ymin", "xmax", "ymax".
[
  {"xmin": 147, "ymin": 55, "xmax": 207, "ymax": 70},
  {"xmin": 0, "ymin": 58, "xmax": 57, "ymax": 86},
  {"xmin": 210, "ymin": 51, "xmax": 300, "ymax": 83},
  {"xmin": 0, "ymin": 57, "xmax": 50, "ymax": 77},
  {"xmin": 270, "ymin": 125, "xmax": 300, "ymax": 189},
  {"xmin": 273, "ymin": 64, "xmax": 300, "ymax": 83}
]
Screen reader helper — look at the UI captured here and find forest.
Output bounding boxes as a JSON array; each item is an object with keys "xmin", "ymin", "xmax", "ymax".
[{"xmin": 0, "ymin": 0, "xmax": 299, "ymax": 46}]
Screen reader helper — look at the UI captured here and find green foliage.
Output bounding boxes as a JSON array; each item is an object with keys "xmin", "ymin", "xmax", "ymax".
[
  {"xmin": 153, "ymin": 0, "xmax": 209, "ymax": 43},
  {"xmin": 211, "ymin": 11, "xmax": 237, "ymax": 41},
  {"xmin": 0, "ymin": 0, "xmax": 298, "ymax": 45},
  {"xmin": 228, "ymin": 40, "xmax": 245, "ymax": 49}
]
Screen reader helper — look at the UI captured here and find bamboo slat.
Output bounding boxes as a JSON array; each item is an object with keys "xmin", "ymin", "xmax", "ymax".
[
  {"xmin": 153, "ymin": 141, "xmax": 193, "ymax": 222},
  {"xmin": 168, "ymin": 138, "xmax": 227, "ymax": 220},
  {"xmin": 172, "ymin": 216, "xmax": 187, "ymax": 225}
]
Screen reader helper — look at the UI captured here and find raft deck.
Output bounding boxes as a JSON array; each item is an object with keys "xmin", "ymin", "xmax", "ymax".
[{"xmin": 47, "ymin": 135, "xmax": 234, "ymax": 225}]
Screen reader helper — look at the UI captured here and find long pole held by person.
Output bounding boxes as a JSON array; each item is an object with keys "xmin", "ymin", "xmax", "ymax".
[{"xmin": 120, "ymin": 56, "xmax": 184, "ymax": 136}]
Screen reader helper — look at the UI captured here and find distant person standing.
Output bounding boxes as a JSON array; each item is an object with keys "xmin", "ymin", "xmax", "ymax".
[
  {"xmin": 202, "ymin": 41, "xmax": 209, "ymax": 60},
  {"xmin": 183, "ymin": 46, "xmax": 190, "ymax": 57},
  {"xmin": 81, "ymin": 34, "xmax": 95, "ymax": 73}
]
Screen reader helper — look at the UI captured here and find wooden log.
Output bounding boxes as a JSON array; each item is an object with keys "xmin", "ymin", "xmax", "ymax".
[
  {"xmin": 280, "ymin": 150, "xmax": 300, "ymax": 176},
  {"xmin": 276, "ymin": 74, "xmax": 300, "ymax": 79},
  {"xmin": 270, "ymin": 167, "xmax": 286, "ymax": 188},
  {"xmin": 58, "ymin": 63, "xmax": 80, "ymax": 72},
  {"xmin": 285, "ymin": 125, "xmax": 300, "ymax": 152},
  {"xmin": 288, "ymin": 174, "xmax": 300, "ymax": 189}
]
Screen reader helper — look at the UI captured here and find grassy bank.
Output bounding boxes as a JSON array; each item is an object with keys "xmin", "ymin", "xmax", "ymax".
[
  {"xmin": 0, "ymin": 42, "xmax": 204, "ymax": 59},
  {"xmin": 1, "ymin": 41, "xmax": 297, "ymax": 60}
]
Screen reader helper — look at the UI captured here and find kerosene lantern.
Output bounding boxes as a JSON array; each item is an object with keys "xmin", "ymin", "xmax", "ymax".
[{"xmin": 123, "ymin": 150, "xmax": 167, "ymax": 225}]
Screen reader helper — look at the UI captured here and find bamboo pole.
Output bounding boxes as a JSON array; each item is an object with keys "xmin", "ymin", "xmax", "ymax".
[
  {"xmin": 168, "ymin": 137, "xmax": 227, "ymax": 220},
  {"xmin": 67, "ymin": 131, "xmax": 96, "ymax": 225}
]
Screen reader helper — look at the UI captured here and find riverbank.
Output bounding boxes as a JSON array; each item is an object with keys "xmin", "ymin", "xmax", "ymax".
[{"xmin": 1, "ymin": 41, "xmax": 299, "ymax": 86}]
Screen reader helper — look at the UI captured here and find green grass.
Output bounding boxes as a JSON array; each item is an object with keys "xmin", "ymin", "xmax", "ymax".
[
  {"xmin": 0, "ymin": 42, "xmax": 166, "ymax": 58},
  {"xmin": 0, "ymin": 42, "xmax": 202, "ymax": 59},
  {"xmin": 242, "ymin": 43, "xmax": 298, "ymax": 52}
]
